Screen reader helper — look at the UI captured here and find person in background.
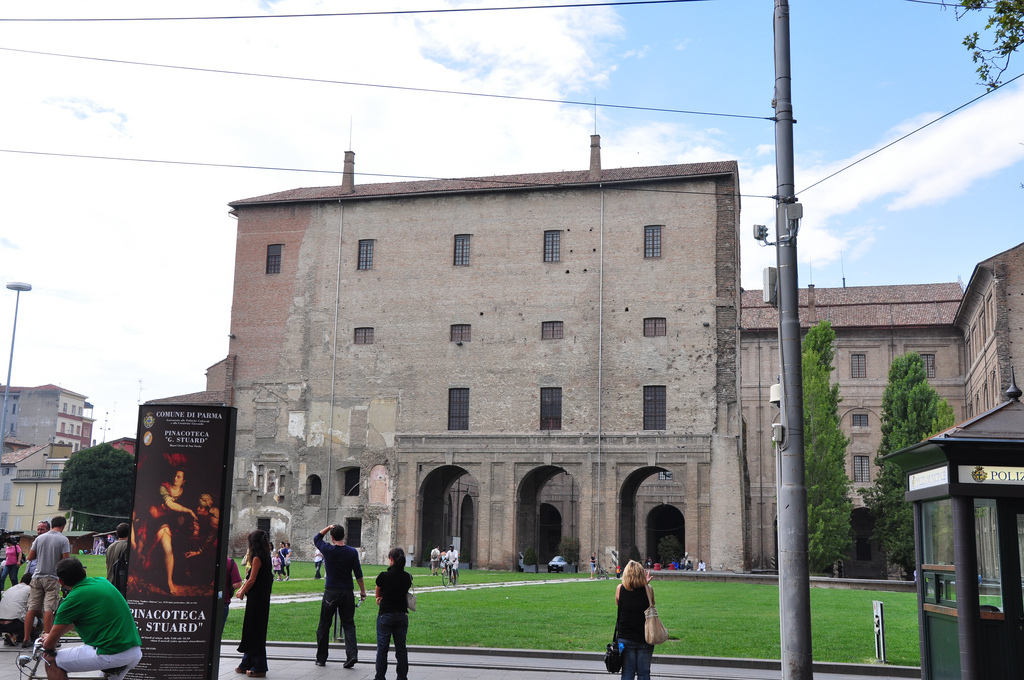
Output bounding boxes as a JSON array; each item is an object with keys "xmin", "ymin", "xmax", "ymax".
[
  {"xmin": 313, "ymin": 547, "xmax": 323, "ymax": 579},
  {"xmin": 23, "ymin": 516, "xmax": 70, "ymax": 647},
  {"xmin": 429, "ymin": 546, "xmax": 440, "ymax": 577},
  {"xmin": 590, "ymin": 552, "xmax": 597, "ymax": 580},
  {"xmin": 222, "ymin": 557, "xmax": 242, "ymax": 636},
  {"xmin": 25, "ymin": 521, "xmax": 49, "ymax": 577},
  {"xmin": 2, "ymin": 536, "xmax": 23, "ymax": 590},
  {"xmin": 373, "ymin": 547, "xmax": 413, "ymax": 680},
  {"xmin": 271, "ymin": 550, "xmax": 283, "ymax": 582},
  {"xmin": 615, "ymin": 560, "xmax": 655, "ymax": 680},
  {"xmin": 280, "ymin": 542, "xmax": 291, "ymax": 581},
  {"xmin": 0, "ymin": 573, "xmax": 36, "ymax": 645},
  {"xmin": 235, "ymin": 530, "xmax": 272, "ymax": 677},
  {"xmin": 105, "ymin": 523, "xmax": 131, "ymax": 596}
]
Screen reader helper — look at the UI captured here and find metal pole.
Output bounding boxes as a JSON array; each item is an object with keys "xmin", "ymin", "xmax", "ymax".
[
  {"xmin": 773, "ymin": 3, "xmax": 813, "ymax": 679},
  {"xmin": 1, "ymin": 283, "xmax": 31, "ymax": 454}
]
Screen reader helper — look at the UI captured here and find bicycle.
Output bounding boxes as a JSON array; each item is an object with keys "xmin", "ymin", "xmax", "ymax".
[
  {"xmin": 440, "ymin": 562, "xmax": 452, "ymax": 587},
  {"xmin": 15, "ymin": 637, "xmax": 121, "ymax": 680}
]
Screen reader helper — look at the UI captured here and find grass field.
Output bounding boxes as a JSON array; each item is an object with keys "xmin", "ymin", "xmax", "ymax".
[{"xmin": 72, "ymin": 555, "xmax": 920, "ymax": 666}]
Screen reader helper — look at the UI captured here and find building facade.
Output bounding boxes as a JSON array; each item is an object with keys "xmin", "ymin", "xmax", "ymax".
[
  {"xmin": 1, "ymin": 442, "xmax": 71, "ymax": 533},
  {"xmin": 217, "ymin": 137, "xmax": 747, "ymax": 569},
  {"xmin": 2, "ymin": 385, "xmax": 94, "ymax": 453}
]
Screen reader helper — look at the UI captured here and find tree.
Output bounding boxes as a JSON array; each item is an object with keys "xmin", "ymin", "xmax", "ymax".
[
  {"xmin": 959, "ymin": 0, "xmax": 1024, "ymax": 89},
  {"xmin": 60, "ymin": 442, "xmax": 136, "ymax": 532},
  {"xmin": 556, "ymin": 536, "xmax": 580, "ymax": 566},
  {"xmin": 862, "ymin": 353, "xmax": 956, "ymax": 577},
  {"xmin": 657, "ymin": 535, "xmax": 683, "ymax": 565},
  {"xmin": 801, "ymin": 321, "xmax": 853, "ymax": 573}
]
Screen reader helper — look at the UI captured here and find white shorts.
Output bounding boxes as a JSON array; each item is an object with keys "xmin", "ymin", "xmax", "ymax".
[{"xmin": 56, "ymin": 644, "xmax": 142, "ymax": 680}]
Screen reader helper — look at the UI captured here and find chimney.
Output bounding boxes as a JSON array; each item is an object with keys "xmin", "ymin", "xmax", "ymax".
[
  {"xmin": 807, "ymin": 284, "xmax": 816, "ymax": 322},
  {"xmin": 341, "ymin": 150, "xmax": 355, "ymax": 194},
  {"xmin": 589, "ymin": 135, "xmax": 601, "ymax": 180}
]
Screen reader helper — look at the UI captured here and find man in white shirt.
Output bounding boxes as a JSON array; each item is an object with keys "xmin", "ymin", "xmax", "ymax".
[
  {"xmin": 447, "ymin": 545, "xmax": 459, "ymax": 584},
  {"xmin": 0, "ymin": 573, "xmax": 35, "ymax": 644}
]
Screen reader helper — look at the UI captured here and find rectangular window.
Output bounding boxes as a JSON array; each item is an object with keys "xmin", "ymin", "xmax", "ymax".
[
  {"xmin": 854, "ymin": 455, "xmax": 871, "ymax": 483},
  {"xmin": 543, "ymin": 231, "xmax": 561, "ymax": 262},
  {"xmin": 47, "ymin": 488, "xmax": 55, "ymax": 506},
  {"xmin": 0, "ymin": 512, "xmax": 6, "ymax": 528},
  {"xmin": 541, "ymin": 321, "xmax": 564, "ymax": 340},
  {"xmin": 852, "ymin": 413, "xmax": 868, "ymax": 427},
  {"xmin": 2, "ymin": 482, "xmax": 9, "ymax": 500},
  {"xmin": 256, "ymin": 517, "xmax": 271, "ymax": 535},
  {"xmin": 454, "ymin": 234, "xmax": 471, "ymax": 266},
  {"xmin": 347, "ymin": 518, "xmax": 363, "ymax": 548},
  {"xmin": 540, "ymin": 387, "xmax": 562, "ymax": 431},
  {"xmin": 60, "ymin": 422, "xmax": 65, "ymax": 433},
  {"xmin": 643, "ymin": 386, "xmax": 667, "ymax": 430},
  {"xmin": 266, "ymin": 244, "xmax": 283, "ymax": 274},
  {"xmin": 354, "ymin": 327, "xmax": 374, "ymax": 345},
  {"xmin": 643, "ymin": 317, "xmax": 667, "ymax": 337},
  {"xmin": 63, "ymin": 403, "xmax": 67, "ymax": 413},
  {"xmin": 658, "ymin": 471, "xmax": 673, "ymax": 481},
  {"xmin": 358, "ymin": 239, "xmax": 374, "ymax": 270},
  {"xmin": 851, "ymin": 354, "xmax": 866, "ymax": 379},
  {"xmin": 16, "ymin": 488, "xmax": 25, "ymax": 506},
  {"xmin": 11, "ymin": 516, "xmax": 20, "ymax": 531},
  {"xmin": 450, "ymin": 324, "xmax": 471, "ymax": 342},
  {"xmin": 448, "ymin": 388, "xmax": 469, "ymax": 431},
  {"xmin": 344, "ymin": 468, "xmax": 360, "ymax": 496},
  {"xmin": 645, "ymin": 225, "xmax": 662, "ymax": 258},
  {"xmin": 922, "ymin": 353, "xmax": 936, "ymax": 379}
]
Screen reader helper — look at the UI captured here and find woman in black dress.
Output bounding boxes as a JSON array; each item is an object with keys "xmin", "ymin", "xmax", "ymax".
[
  {"xmin": 374, "ymin": 547, "xmax": 413, "ymax": 680},
  {"xmin": 615, "ymin": 560, "xmax": 655, "ymax": 680},
  {"xmin": 235, "ymin": 529, "xmax": 273, "ymax": 677}
]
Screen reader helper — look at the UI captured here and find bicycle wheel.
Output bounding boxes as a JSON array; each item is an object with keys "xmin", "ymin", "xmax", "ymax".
[
  {"xmin": 441, "ymin": 568, "xmax": 450, "ymax": 587},
  {"xmin": 452, "ymin": 570, "xmax": 458, "ymax": 586}
]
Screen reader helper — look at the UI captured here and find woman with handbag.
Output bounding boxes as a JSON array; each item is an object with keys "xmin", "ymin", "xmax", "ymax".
[
  {"xmin": 373, "ymin": 547, "xmax": 413, "ymax": 680},
  {"xmin": 615, "ymin": 560, "xmax": 656, "ymax": 680}
]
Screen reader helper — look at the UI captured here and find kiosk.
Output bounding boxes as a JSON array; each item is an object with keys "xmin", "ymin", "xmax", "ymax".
[{"xmin": 887, "ymin": 373, "xmax": 1024, "ymax": 680}]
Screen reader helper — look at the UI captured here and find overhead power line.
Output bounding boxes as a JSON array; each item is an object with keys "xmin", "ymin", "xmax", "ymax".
[
  {"xmin": 0, "ymin": 47, "xmax": 770, "ymax": 122},
  {"xmin": 0, "ymin": 148, "xmax": 776, "ymax": 200},
  {"xmin": 798, "ymin": 70, "xmax": 1024, "ymax": 195},
  {"xmin": 0, "ymin": 0, "xmax": 709, "ymax": 22}
]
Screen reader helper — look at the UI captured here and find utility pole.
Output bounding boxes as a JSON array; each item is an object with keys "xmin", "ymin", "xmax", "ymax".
[{"xmin": 773, "ymin": 2, "xmax": 813, "ymax": 679}]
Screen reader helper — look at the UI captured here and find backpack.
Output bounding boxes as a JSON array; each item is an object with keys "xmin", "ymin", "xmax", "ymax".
[{"xmin": 113, "ymin": 547, "xmax": 129, "ymax": 597}]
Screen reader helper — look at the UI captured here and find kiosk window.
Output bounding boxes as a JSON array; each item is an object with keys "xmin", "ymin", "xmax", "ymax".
[
  {"xmin": 975, "ymin": 498, "xmax": 1002, "ymax": 612},
  {"xmin": 922, "ymin": 498, "xmax": 954, "ymax": 566}
]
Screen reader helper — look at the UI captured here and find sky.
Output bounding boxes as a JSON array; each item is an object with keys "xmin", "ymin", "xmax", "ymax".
[{"xmin": 1, "ymin": 0, "xmax": 1022, "ymax": 441}]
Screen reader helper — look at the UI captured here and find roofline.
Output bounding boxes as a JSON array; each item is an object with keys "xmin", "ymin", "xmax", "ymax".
[{"xmin": 228, "ymin": 166, "xmax": 739, "ymax": 209}]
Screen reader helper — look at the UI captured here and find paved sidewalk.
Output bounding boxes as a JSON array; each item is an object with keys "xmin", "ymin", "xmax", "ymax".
[{"xmin": 215, "ymin": 641, "xmax": 920, "ymax": 680}]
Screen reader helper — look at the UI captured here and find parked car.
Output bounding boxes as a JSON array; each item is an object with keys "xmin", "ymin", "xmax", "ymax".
[{"xmin": 548, "ymin": 556, "xmax": 568, "ymax": 572}]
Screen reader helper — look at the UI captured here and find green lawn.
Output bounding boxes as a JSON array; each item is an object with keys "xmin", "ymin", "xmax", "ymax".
[{"xmin": 74, "ymin": 556, "xmax": 919, "ymax": 666}]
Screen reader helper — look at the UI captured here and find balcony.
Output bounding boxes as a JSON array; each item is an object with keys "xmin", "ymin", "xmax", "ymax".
[{"xmin": 15, "ymin": 469, "xmax": 62, "ymax": 479}]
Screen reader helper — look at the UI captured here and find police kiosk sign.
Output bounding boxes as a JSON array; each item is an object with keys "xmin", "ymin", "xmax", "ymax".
[{"xmin": 126, "ymin": 405, "xmax": 236, "ymax": 680}]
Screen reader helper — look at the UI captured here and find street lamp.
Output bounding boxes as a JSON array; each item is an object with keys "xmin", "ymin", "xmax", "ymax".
[{"xmin": 0, "ymin": 282, "xmax": 32, "ymax": 454}]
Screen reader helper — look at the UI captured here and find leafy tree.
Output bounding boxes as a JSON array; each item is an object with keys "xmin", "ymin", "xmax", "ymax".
[
  {"xmin": 801, "ymin": 321, "xmax": 853, "ymax": 573},
  {"xmin": 60, "ymin": 443, "xmax": 135, "ymax": 532},
  {"xmin": 657, "ymin": 535, "xmax": 683, "ymax": 565},
  {"xmin": 862, "ymin": 353, "xmax": 956, "ymax": 577},
  {"xmin": 628, "ymin": 545, "xmax": 642, "ymax": 564},
  {"xmin": 556, "ymin": 536, "xmax": 580, "ymax": 565},
  {"xmin": 959, "ymin": 0, "xmax": 1024, "ymax": 89}
]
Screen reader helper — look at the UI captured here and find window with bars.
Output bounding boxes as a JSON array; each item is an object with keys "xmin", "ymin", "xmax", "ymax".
[
  {"xmin": 658, "ymin": 471, "xmax": 673, "ymax": 481},
  {"xmin": 266, "ymin": 244, "xmax": 283, "ymax": 274},
  {"xmin": 543, "ymin": 230, "xmax": 561, "ymax": 262},
  {"xmin": 643, "ymin": 385, "xmax": 666, "ymax": 430},
  {"xmin": 643, "ymin": 317, "xmax": 667, "ymax": 337},
  {"xmin": 854, "ymin": 455, "xmax": 871, "ymax": 483},
  {"xmin": 358, "ymin": 239, "xmax": 374, "ymax": 270},
  {"xmin": 454, "ymin": 234, "xmax": 471, "ymax": 266},
  {"xmin": 644, "ymin": 225, "xmax": 662, "ymax": 258},
  {"xmin": 852, "ymin": 413, "xmax": 868, "ymax": 427},
  {"xmin": 540, "ymin": 387, "xmax": 562, "ymax": 431},
  {"xmin": 851, "ymin": 354, "xmax": 866, "ymax": 379},
  {"xmin": 354, "ymin": 327, "xmax": 374, "ymax": 344},
  {"xmin": 541, "ymin": 321, "xmax": 564, "ymax": 340},
  {"xmin": 448, "ymin": 388, "xmax": 469, "ymax": 430},
  {"xmin": 451, "ymin": 324, "xmax": 471, "ymax": 342},
  {"xmin": 922, "ymin": 353, "xmax": 936, "ymax": 378}
]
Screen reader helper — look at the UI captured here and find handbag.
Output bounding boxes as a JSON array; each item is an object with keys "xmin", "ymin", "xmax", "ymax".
[
  {"xmin": 603, "ymin": 624, "xmax": 621, "ymax": 673},
  {"xmin": 406, "ymin": 581, "xmax": 417, "ymax": 612},
  {"xmin": 644, "ymin": 585, "xmax": 669, "ymax": 645}
]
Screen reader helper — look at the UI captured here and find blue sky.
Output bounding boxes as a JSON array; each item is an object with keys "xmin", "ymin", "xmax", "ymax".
[{"xmin": 0, "ymin": 0, "xmax": 1021, "ymax": 439}]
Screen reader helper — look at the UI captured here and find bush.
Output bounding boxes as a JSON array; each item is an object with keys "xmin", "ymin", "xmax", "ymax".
[
  {"xmin": 556, "ymin": 537, "xmax": 580, "ymax": 565},
  {"xmin": 658, "ymin": 535, "xmax": 684, "ymax": 565},
  {"xmin": 628, "ymin": 545, "xmax": 642, "ymax": 563},
  {"xmin": 523, "ymin": 547, "xmax": 538, "ymax": 566}
]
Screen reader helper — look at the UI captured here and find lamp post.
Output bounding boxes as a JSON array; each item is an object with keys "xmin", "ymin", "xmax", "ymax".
[{"xmin": 0, "ymin": 282, "xmax": 32, "ymax": 455}]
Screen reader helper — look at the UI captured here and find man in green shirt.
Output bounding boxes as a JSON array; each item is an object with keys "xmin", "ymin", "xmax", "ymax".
[{"xmin": 40, "ymin": 557, "xmax": 142, "ymax": 680}]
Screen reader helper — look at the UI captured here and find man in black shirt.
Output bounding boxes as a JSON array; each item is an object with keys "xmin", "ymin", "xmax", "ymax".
[{"xmin": 312, "ymin": 524, "xmax": 366, "ymax": 668}]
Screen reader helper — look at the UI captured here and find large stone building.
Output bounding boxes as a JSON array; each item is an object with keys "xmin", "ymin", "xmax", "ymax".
[
  {"xmin": 1, "ymin": 385, "xmax": 94, "ymax": 453},
  {"xmin": 216, "ymin": 137, "xmax": 747, "ymax": 569}
]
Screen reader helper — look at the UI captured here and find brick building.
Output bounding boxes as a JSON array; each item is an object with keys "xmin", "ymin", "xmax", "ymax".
[{"xmin": 217, "ymin": 136, "xmax": 747, "ymax": 569}]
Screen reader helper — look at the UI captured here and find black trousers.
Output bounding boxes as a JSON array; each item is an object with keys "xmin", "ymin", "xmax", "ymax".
[{"xmin": 316, "ymin": 588, "xmax": 356, "ymax": 663}]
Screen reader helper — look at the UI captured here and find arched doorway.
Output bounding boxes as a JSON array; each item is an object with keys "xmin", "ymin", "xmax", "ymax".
[
  {"xmin": 419, "ymin": 466, "xmax": 479, "ymax": 567},
  {"xmin": 619, "ymin": 466, "xmax": 680, "ymax": 568},
  {"xmin": 645, "ymin": 504, "xmax": 684, "ymax": 564},
  {"xmin": 516, "ymin": 466, "xmax": 581, "ymax": 567}
]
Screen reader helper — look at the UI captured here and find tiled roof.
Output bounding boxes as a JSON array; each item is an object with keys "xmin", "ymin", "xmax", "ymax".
[
  {"xmin": 230, "ymin": 161, "xmax": 739, "ymax": 206},
  {"xmin": 1, "ymin": 442, "xmax": 47, "ymax": 465},
  {"xmin": 741, "ymin": 283, "xmax": 963, "ymax": 330},
  {"xmin": 145, "ymin": 390, "xmax": 229, "ymax": 405}
]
